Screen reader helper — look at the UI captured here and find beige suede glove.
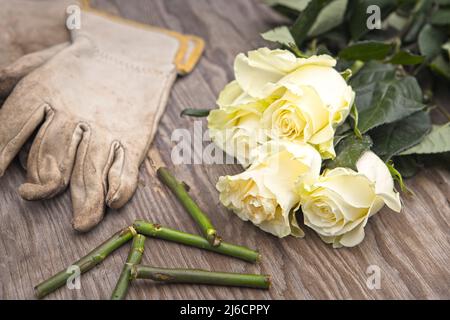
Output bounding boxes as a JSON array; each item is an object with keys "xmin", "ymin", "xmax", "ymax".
[
  {"xmin": 0, "ymin": 9, "xmax": 202, "ymax": 231},
  {"xmin": 0, "ymin": 0, "xmax": 78, "ymax": 100},
  {"xmin": 0, "ymin": 0, "xmax": 75, "ymax": 68}
]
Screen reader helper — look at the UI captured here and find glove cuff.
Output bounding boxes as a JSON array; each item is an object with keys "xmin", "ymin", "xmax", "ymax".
[{"xmin": 78, "ymin": 1, "xmax": 203, "ymax": 75}]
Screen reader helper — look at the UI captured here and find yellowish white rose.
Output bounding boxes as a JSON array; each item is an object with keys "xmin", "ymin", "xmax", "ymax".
[
  {"xmin": 261, "ymin": 86, "xmax": 336, "ymax": 159},
  {"xmin": 234, "ymin": 48, "xmax": 354, "ymax": 121},
  {"xmin": 207, "ymin": 81, "xmax": 272, "ymax": 166},
  {"xmin": 208, "ymin": 48, "xmax": 355, "ymax": 164},
  {"xmin": 216, "ymin": 140, "xmax": 322, "ymax": 237},
  {"xmin": 298, "ymin": 151, "xmax": 401, "ymax": 248}
]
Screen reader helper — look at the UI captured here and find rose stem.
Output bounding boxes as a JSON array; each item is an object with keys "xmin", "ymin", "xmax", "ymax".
[
  {"xmin": 34, "ymin": 226, "xmax": 136, "ymax": 299},
  {"xmin": 157, "ymin": 167, "xmax": 221, "ymax": 246},
  {"xmin": 111, "ymin": 234, "xmax": 146, "ymax": 300},
  {"xmin": 133, "ymin": 220, "xmax": 261, "ymax": 263},
  {"xmin": 132, "ymin": 265, "xmax": 271, "ymax": 289}
]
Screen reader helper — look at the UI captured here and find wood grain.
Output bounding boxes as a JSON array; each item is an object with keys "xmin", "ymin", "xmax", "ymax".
[{"xmin": 0, "ymin": 0, "xmax": 449, "ymax": 300}]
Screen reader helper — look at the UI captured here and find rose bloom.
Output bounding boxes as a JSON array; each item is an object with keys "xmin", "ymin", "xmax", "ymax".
[
  {"xmin": 207, "ymin": 81, "xmax": 272, "ymax": 167},
  {"xmin": 208, "ymin": 47, "xmax": 354, "ymax": 166},
  {"xmin": 298, "ymin": 151, "xmax": 402, "ymax": 248},
  {"xmin": 261, "ymin": 86, "xmax": 336, "ymax": 158},
  {"xmin": 216, "ymin": 140, "xmax": 322, "ymax": 237}
]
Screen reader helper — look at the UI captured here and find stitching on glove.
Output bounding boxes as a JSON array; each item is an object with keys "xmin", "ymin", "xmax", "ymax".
[
  {"xmin": 76, "ymin": 34, "xmax": 172, "ymax": 75},
  {"xmin": 93, "ymin": 47, "xmax": 166, "ymax": 75}
]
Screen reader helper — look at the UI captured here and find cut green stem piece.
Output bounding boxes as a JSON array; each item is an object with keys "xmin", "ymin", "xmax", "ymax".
[
  {"xmin": 157, "ymin": 167, "xmax": 221, "ymax": 246},
  {"xmin": 133, "ymin": 220, "xmax": 261, "ymax": 263},
  {"xmin": 180, "ymin": 108, "xmax": 211, "ymax": 117},
  {"xmin": 34, "ymin": 226, "xmax": 135, "ymax": 299},
  {"xmin": 132, "ymin": 265, "xmax": 271, "ymax": 289},
  {"xmin": 111, "ymin": 234, "xmax": 146, "ymax": 300}
]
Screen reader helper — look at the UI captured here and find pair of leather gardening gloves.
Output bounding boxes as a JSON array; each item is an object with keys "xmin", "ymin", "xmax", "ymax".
[{"xmin": 0, "ymin": 0, "xmax": 203, "ymax": 231}]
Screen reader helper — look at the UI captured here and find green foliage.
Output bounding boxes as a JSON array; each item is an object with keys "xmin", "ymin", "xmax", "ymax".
[
  {"xmin": 263, "ymin": 0, "xmax": 310, "ymax": 13},
  {"xmin": 308, "ymin": 0, "xmax": 348, "ymax": 37},
  {"xmin": 350, "ymin": 62, "xmax": 425, "ymax": 133},
  {"xmin": 430, "ymin": 54, "xmax": 450, "ymax": 79},
  {"xmin": 327, "ymin": 134, "xmax": 373, "ymax": 170},
  {"xmin": 261, "ymin": 0, "xmax": 450, "ymax": 179},
  {"xmin": 388, "ymin": 50, "xmax": 424, "ymax": 65},
  {"xmin": 385, "ymin": 160, "xmax": 410, "ymax": 193},
  {"xmin": 393, "ymin": 155, "xmax": 420, "ymax": 178},
  {"xmin": 418, "ymin": 24, "xmax": 447, "ymax": 60},
  {"xmin": 289, "ymin": 0, "xmax": 332, "ymax": 47},
  {"xmin": 370, "ymin": 111, "xmax": 432, "ymax": 160},
  {"xmin": 338, "ymin": 41, "xmax": 394, "ymax": 61},
  {"xmin": 430, "ymin": 9, "xmax": 450, "ymax": 25},
  {"xmin": 400, "ymin": 123, "xmax": 450, "ymax": 155},
  {"xmin": 261, "ymin": 26, "xmax": 296, "ymax": 48}
]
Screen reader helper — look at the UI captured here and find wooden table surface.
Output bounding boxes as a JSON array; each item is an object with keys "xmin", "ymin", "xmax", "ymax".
[{"xmin": 0, "ymin": 0, "xmax": 449, "ymax": 300}]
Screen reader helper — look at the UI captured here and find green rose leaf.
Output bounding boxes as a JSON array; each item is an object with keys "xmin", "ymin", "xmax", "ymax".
[
  {"xmin": 326, "ymin": 134, "xmax": 373, "ymax": 170},
  {"xmin": 385, "ymin": 12, "xmax": 409, "ymax": 31},
  {"xmin": 263, "ymin": 0, "xmax": 310, "ymax": 12},
  {"xmin": 290, "ymin": 0, "xmax": 332, "ymax": 47},
  {"xmin": 338, "ymin": 41, "xmax": 394, "ymax": 62},
  {"xmin": 388, "ymin": 50, "xmax": 424, "ymax": 65},
  {"xmin": 400, "ymin": 123, "xmax": 450, "ymax": 155},
  {"xmin": 430, "ymin": 9, "xmax": 450, "ymax": 26},
  {"xmin": 261, "ymin": 26, "xmax": 296, "ymax": 47},
  {"xmin": 262, "ymin": 0, "xmax": 308, "ymax": 19},
  {"xmin": 370, "ymin": 111, "xmax": 432, "ymax": 160},
  {"xmin": 350, "ymin": 62, "xmax": 425, "ymax": 133},
  {"xmin": 429, "ymin": 54, "xmax": 450, "ymax": 80},
  {"xmin": 403, "ymin": 0, "xmax": 432, "ymax": 43},
  {"xmin": 308, "ymin": 0, "xmax": 348, "ymax": 37},
  {"xmin": 392, "ymin": 155, "xmax": 419, "ymax": 178},
  {"xmin": 418, "ymin": 24, "xmax": 447, "ymax": 60},
  {"xmin": 261, "ymin": 27, "xmax": 304, "ymax": 57},
  {"xmin": 350, "ymin": 61, "xmax": 396, "ymax": 84}
]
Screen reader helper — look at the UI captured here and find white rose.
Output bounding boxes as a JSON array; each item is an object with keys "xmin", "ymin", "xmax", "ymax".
[
  {"xmin": 216, "ymin": 140, "xmax": 322, "ymax": 237},
  {"xmin": 207, "ymin": 82, "xmax": 272, "ymax": 166},
  {"xmin": 234, "ymin": 48, "xmax": 354, "ymax": 120},
  {"xmin": 208, "ymin": 48, "xmax": 355, "ymax": 165},
  {"xmin": 261, "ymin": 86, "xmax": 336, "ymax": 159},
  {"xmin": 298, "ymin": 151, "xmax": 402, "ymax": 248}
]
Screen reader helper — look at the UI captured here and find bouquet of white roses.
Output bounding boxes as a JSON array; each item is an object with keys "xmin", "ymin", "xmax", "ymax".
[{"xmin": 207, "ymin": 48, "xmax": 402, "ymax": 248}]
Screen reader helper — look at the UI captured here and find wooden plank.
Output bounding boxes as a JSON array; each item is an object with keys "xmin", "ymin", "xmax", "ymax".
[{"xmin": 0, "ymin": 0, "xmax": 449, "ymax": 299}]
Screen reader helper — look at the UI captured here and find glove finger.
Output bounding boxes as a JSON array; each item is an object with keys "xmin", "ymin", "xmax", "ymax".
[
  {"xmin": 70, "ymin": 132, "xmax": 117, "ymax": 232},
  {"xmin": 0, "ymin": 43, "xmax": 69, "ymax": 99},
  {"xmin": 0, "ymin": 91, "xmax": 48, "ymax": 177},
  {"xmin": 18, "ymin": 114, "xmax": 84, "ymax": 200},
  {"xmin": 106, "ymin": 145, "xmax": 140, "ymax": 209}
]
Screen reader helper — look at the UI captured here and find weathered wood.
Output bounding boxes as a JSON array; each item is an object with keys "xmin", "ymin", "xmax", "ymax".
[{"xmin": 0, "ymin": 0, "xmax": 449, "ymax": 299}]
